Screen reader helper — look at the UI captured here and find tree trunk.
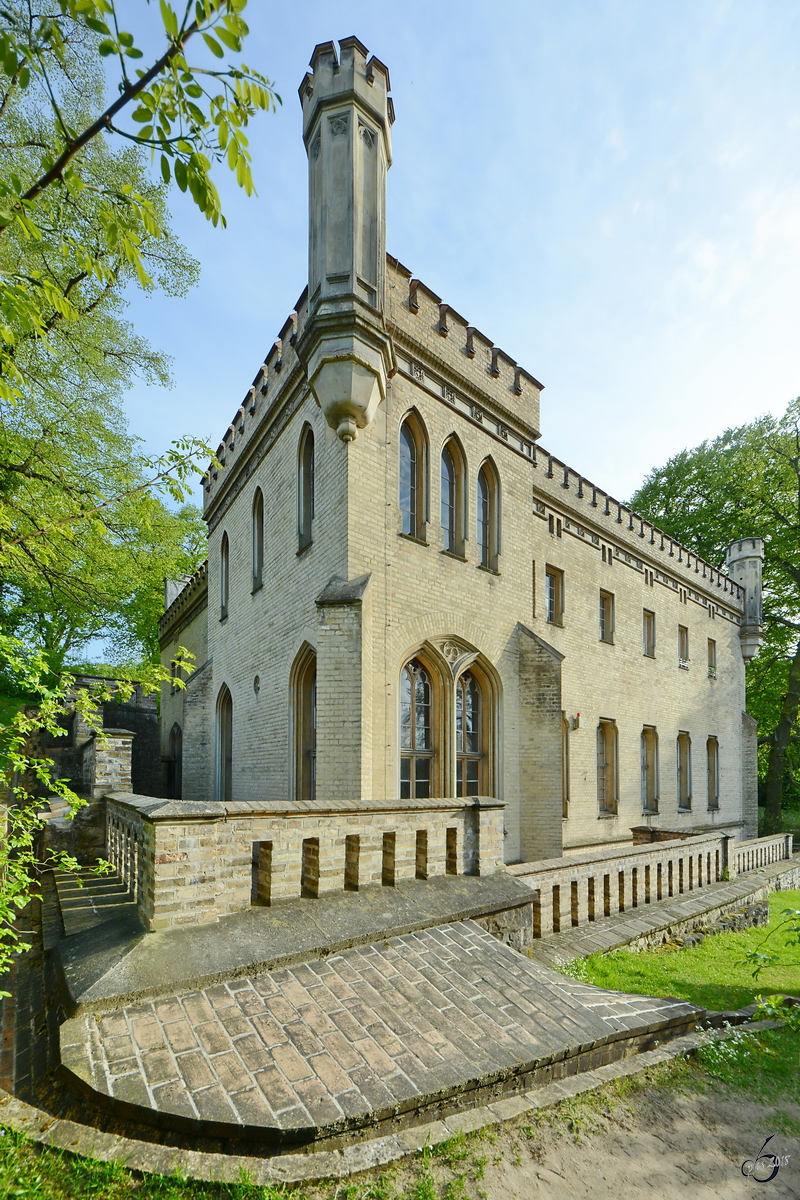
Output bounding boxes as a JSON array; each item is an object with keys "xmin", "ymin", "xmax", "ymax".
[{"xmin": 763, "ymin": 636, "xmax": 800, "ymax": 834}]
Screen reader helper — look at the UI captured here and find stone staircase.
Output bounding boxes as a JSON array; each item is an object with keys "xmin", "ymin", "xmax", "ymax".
[{"xmin": 53, "ymin": 869, "xmax": 138, "ymax": 938}]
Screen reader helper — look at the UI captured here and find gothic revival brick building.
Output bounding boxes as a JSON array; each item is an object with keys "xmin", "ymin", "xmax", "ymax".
[{"xmin": 159, "ymin": 37, "xmax": 763, "ymax": 865}]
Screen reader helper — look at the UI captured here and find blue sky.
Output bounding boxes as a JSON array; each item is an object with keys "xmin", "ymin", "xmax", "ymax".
[{"xmin": 120, "ymin": 0, "xmax": 800, "ymax": 504}]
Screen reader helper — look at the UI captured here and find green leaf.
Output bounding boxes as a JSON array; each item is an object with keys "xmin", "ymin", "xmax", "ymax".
[
  {"xmin": 174, "ymin": 159, "xmax": 188, "ymax": 191},
  {"xmin": 97, "ymin": 39, "xmax": 116, "ymax": 56},
  {"xmin": 202, "ymin": 33, "xmax": 224, "ymax": 58},
  {"xmin": 160, "ymin": 0, "xmax": 179, "ymax": 39},
  {"xmin": 125, "ymin": 47, "xmax": 143, "ymax": 59},
  {"xmin": 160, "ymin": 154, "xmax": 171, "ymax": 184},
  {"xmin": 215, "ymin": 26, "xmax": 241, "ymax": 52}
]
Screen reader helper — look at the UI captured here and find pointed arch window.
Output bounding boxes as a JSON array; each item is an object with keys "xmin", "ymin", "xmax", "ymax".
[
  {"xmin": 220, "ymin": 531, "xmax": 229, "ymax": 620},
  {"xmin": 400, "ymin": 659, "xmax": 433, "ymax": 798},
  {"xmin": 399, "ymin": 414, "xmax": 427, "ymax": 539},
  {"xmin": 216, "ymin": 685, "xmax": 233, "ymax": 803},
  {"xmin": 298, "ymin": 426, "xmax": 315, "ymax": 553},
  {"xmin": 293, "ymin": 646, "xmax": 317, "ymax": 800},
  {"xmin": 456, "ymin": 671, "xmax": 483, "ymax": 796},
  {"xmin": 441, "ymin": 437, "xmax": 466, "ymax": 556},
  {"xmin": 167, "ymin": 722, "xmax": 182, "ymax": 800},
  {"xmin": 477, "ymin": 461, "xmax": 500, "ymax": 570},
  {"xmin": 252, "ymin": 488, "xmax": 264, "ymax": 590}
]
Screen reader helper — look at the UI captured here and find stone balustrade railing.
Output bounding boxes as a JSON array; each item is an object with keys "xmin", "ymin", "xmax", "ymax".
[
  {"xmin": 509, "ymin": 830, "xmax": 794, "ymax": 939},
  {"xmin": 731, "ymin": 832, "xmax": 793, "ymax": 876}
]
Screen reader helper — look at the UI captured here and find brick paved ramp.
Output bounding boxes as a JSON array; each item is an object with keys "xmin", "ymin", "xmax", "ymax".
[{"xmin": 60, "ymin": 920, "xmax": 701, "ymax": 1148}]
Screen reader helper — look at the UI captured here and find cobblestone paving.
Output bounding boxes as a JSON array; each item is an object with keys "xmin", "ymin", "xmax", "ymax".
[{"xmin": 61, "ymin": 920, "xmax": 698, "ymax": 1132}]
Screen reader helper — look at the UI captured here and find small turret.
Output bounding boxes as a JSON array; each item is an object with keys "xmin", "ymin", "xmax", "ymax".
[
  {"xmin": 726, "ymin": 537, "xmax": 764, "ymax": 662},
  {"xmin": 296, "ymin": 38, "xmax": 396, "ymax": 442}
]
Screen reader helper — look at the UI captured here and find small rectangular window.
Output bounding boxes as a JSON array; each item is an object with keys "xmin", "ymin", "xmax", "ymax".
[
  {"xmin": 643, "ymin": 609, "xmax": 655, "ymax": 657},
  {"xmin": 599, "ymin": 590, "xmax": 614, "ymax": 644},
  {"xmin": 545, "ymin": 566, "xmax": 564, "ymax": 625},
  {"xmin": 708, "ymin": 638, "xmax": 717, "ymax": 678},
  {"xmin": 678, "ymin": 625, "xmax": 689, "ymax": 668},
  {"xmin": 597, "ymin": 719, "xmax": 618, "ymax": 814}
]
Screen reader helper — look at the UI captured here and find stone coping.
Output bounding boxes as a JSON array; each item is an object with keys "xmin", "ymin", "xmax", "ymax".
[
  {"xmin": 0, "ymin": 1022, "xmax": 778, "ymax": 1184},
  {"xmin": 509, "ymin": 829, "xmax": 732, "ymax": 877},
  {"xmin": 55, "ymin": 874, "xmax": 536, "ymax": 1015},
  {"xmin": 104, "ymin": 793, "xmax": 506, "ymax": 820}
]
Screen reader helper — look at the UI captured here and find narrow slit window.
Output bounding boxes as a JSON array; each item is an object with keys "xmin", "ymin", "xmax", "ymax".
[
  {"xmin": 643, "ymin": 609, "xmax": 655, "ymax": 657},
  {"xmin": 599, "ymin": 590, "xmax": 614, "ymax": 644},
  {"xmin": 677, "ymin": 732, "xmax": 692, "ymax": 809},
  {"xmin": 597, "ymin": 719, "xmax": 618, "ymax": 814},
  {"xmin": 640, "ymin": 725, "xmax": 659, "ymax": 813},
  {"xmin": 298, "ymin": 426, "xmax": 315, "ymax": 552},
  {"xmin": 252, "ymin": 488, "xmax": 264, "ymax": 590}
]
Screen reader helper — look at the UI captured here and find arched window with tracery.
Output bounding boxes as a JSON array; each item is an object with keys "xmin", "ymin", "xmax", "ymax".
[
  {"xmin": 220, "ymin": 531, "xmax": 229, "ymax": 619},
  {"xmin": 456, "ymin": 671, "xmax": 482, "ymax": 796},
  {"xmin": 400, "ymin": 658, "xmax": 433, "ymax": 798},
  {"xmin": 216, "ymin": 685, "xmax": 233, "ymax": 803},
  {"xmin": 252, "ymin": 488, "xmax": 264, "ymax": 590},
  {"xmin": 292, "ymin": 645, "xmax": 317, "ymax": 801},
  {"xmin": 399, "ymin": 414, "xmax": 427, "ymax": 539},
  {"xmin": 298, "ymin": 426, "xmax": 315, "ymax": 552},
  {"xmin": 441, "ymin": 437, "xmax": 466, "ymax": 555},
  {"xmin": 476, "ymin": 460, "xmax": 500, "ymax": 570}
]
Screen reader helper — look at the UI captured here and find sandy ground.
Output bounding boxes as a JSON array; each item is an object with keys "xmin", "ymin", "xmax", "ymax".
[
  {"xmin": 476, "ymin": 1089, "xmax": 800, "ymax": 1199},
  {"xmin": 323, "ymin": 1081, "xmax": 800, "ymax": 1200}
]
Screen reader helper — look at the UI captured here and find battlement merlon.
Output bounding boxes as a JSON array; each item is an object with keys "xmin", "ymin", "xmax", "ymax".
[{"xmin": 296, "ymin": 37, "xmax": 396, "ymax": 444}]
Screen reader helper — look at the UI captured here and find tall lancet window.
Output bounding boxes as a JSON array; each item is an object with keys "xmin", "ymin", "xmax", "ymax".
[
  {"xmin": 216, "ymin": 685, "xmax": 233, "ymax": 803},
  {"xmin": 252, "ymin": 488, "xmax": 264, "ymax": 590},
  {"xmin": 456, "ymin": 671, "xmax": 482, "ymax": 796},
  {"xmin": 298, "ymin": 426, "xmax": 315, "ymax": 552},
  {"xmin": 220, "ymin": 531, "xmax": 230, "ymax": 619},
  {"xmin": 400, "ymin": 422, "xmax": 419, "ymax": 536},
  {"xmin": 400, "ymin": 659, "xmax": 433, "ymax": 799},
  {"xmin": 476, "ymin": 461, "xmax": 500, "ymax": 569}
]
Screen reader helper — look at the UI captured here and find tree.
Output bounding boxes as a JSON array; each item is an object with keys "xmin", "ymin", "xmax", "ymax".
[
  {"xmin": 0, "ymin": 1, "xmax": 275, "ymax": 984},
  {"xmin": 0, "ymin": 0, "xmax": 278, "ymax": 548},
  {"xmin": 631, "ymin": 398, "xmax": 800, "ymax": 833}
]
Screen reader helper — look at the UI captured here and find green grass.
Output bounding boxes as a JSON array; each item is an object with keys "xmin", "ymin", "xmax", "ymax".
[{"xmin": 565, "ymin": 890, "xmax": 800, "ymax": 1012}]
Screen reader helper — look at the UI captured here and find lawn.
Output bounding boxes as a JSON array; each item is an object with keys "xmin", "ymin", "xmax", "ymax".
[{"xmin": 566, "ymin": 889, "xmax": 800, "ymax": 1013}]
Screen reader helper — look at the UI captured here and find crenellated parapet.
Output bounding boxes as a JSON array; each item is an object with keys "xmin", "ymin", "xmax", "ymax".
[{"xmin": 387, "ymin": 257, "xmax": 542, "ymax": 439}]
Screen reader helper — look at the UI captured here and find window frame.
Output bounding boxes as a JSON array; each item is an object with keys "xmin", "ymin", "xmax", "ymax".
[
  {"xmin": 297, "ymin": 425, "xmax": 315, "ymax": 554},
  {"xmin": 220, "ymin": 531, "xmax": 229, "ymax": 621},
  {"xmin": 440, "ymin": 436, "xmax": 466, "ymax": 557},
  {"xmin": 708, "ymin": 638, "xmax": 717, "ymax": 678},
  {"xmin": 215, "ymin": 684, "xmax": 233, "ymax": 803},
  {"xmin": 545, "ymin": 565, "xmax": 564, "ymax": 626},
  {"xmin": 677, "ymin": 731, "xmax": 692, "ymax": 810},
  {"xmin": 599, "ymin": 589, "xmax": 615, "ymax": 644},
  {"xmin": 292, "ymin": 645, "xmax": 317, "ymax": 802},
  {"xmin": 400, "ymin": 657, "xmax": 436, "ymax": 799},
  {"xmin": 597, "ymin": 718, "xmax": 619, "ymax": 815},
  {"xmin": 640, "ymin": 724, "xmax": 659, "ymax": 813},
  {"xmin": 707, "ymin": 736, "xmax": 720, "ymax": 809},
  {"xmin": 455, "ymin": 669, "xmax": 485, "ymax": 797},
  {"xmin": 476, "ymin": 459, "xmax": 500, "ymax": 571},
  {"xmin": 643, "ymin": 609, "xmax": 656, "ymax": 657},
  {"xmin": 252, "ymin": 487, "xmax": 264, "ymax": 591},
  {"xmin": 678, "ymin": 624, "xmax": 690, "ymax": 668},
  {"xmin": 399, "ymin": 412, "xmax": 428, "ymax": 542}
]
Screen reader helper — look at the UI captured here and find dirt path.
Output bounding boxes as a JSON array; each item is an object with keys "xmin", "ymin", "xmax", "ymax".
[{"xmin": 314, "ymin": 1080, "xmax": 800, "ymax": 1199}]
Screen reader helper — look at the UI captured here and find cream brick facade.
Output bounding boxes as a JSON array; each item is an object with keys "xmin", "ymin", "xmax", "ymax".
[{"xmin": 159, "ymin": 37, "xmax": 763, "ymax": 866}]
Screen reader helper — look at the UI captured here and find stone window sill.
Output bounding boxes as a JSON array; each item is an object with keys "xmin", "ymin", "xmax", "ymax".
[
  {"xmin": 398, "ymin": 532, "xmax": 429, "ymax": 548},
  {"xmin": 441, "ymin": 548, "xmax": 467, "ymax": 562},
  {"xmin": 477, "ymin": 563, "xmax": 501, "ymax": 576},
  {"xmin": 597, "ymin": 811, "xmax": 618, "ymax": 819}
]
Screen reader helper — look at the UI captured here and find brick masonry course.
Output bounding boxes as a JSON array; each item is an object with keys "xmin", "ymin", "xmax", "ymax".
[{"xmin": 59, "ymin": 920, "xmax": 700, "ymax": 1146}]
